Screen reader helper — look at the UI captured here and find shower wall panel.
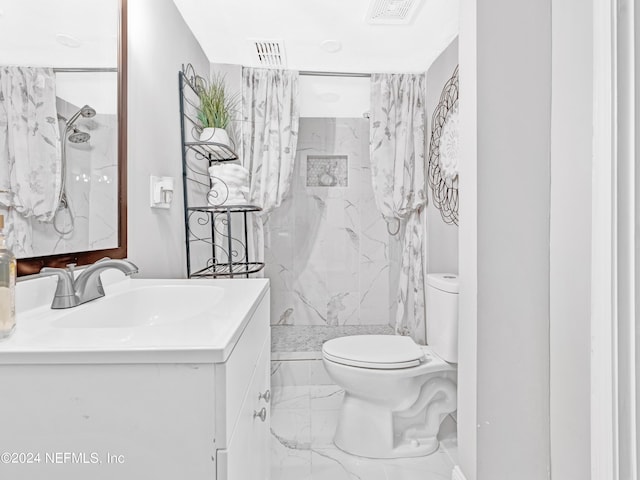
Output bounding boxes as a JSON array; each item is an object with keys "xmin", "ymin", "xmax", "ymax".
[
  {"xmin": 28, "ymin": 98, "xmax": 118, "ymax": 255},
  {"xmin": 265, "ymin": 118, "xmax": 399, "ymax": 327}
]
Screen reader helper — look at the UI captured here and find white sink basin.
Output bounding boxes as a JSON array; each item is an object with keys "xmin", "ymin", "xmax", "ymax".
[
  {"xmin": 53, "ymin": 285, "xmax": 224, "ymax": 329},
  {"xmin": 1, "ymin": 277, "xmax": 269, "ymax": 364}
]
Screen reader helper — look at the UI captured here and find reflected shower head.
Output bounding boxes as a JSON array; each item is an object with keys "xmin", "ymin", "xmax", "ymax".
[
  {"xmin": 65, "ymin": 104, "xmax": 96, "ymax": 128},
  {"xmin": 67, "ymin": 127, "xmax": 90, "ymax": 143},
  {"xmin": 79, "ymin": 105, "xmax": 96, "ymax": 118}
]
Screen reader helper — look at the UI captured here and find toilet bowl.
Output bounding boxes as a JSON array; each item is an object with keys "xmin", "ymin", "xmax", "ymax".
[{"xmin": 322, "ymin": 273, "xmax": 459, "ymax": 459}]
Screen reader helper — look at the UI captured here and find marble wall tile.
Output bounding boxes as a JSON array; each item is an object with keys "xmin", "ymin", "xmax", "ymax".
[
  {"xmin": 265, "ymin": 117, "xmax": 394, "ymax": 329},
  {"xmin": 306, "ymin": 155, "xmax": 348, "ymax": 187}
]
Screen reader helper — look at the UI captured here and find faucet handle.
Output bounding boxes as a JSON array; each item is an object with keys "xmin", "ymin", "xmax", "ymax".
[
  {"xmin": 39, "ymin": 267, "xmax": 78, "ymax": 309},
  {"xmin": 66, "ymin": 263, "xmax": 77, "ymax": 277}
]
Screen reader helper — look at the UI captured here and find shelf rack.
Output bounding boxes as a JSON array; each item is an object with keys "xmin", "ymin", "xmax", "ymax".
[{"xmin": 179, "ymin": 64, "xmax": 265, "ymax": 278}]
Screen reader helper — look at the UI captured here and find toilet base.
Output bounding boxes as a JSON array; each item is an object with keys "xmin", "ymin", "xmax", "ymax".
[
  {"xmin": 329, "ymin": 371, "xmax": 457, "ymax": 459},
  {"xmin": 333, "ymin": 393, "xmax": 443, "ymax": 459}
]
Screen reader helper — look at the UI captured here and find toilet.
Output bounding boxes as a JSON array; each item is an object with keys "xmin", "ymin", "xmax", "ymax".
[{"xmin": 321, "ymin": 273, "xmax": 459, "ymax": 459}]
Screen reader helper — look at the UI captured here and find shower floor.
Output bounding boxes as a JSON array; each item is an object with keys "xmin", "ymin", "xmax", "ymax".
[{"xmin": 271, "ymin": 324, "xmax": 394, "ymax": 360}]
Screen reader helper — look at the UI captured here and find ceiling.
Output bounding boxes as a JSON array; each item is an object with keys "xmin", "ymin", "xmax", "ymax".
[
  {"xmin": 172, "ymin": 0, "xmax": 459, "ymax": 73},
  {"xmin": 0, "ymin": 0, "xmax": 118, "ymax": 67}
]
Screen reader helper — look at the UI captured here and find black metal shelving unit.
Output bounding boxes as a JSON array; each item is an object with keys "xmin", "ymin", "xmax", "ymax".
[{"xmin": 179, "ymin": 64, "xmax": 265, "ymax": 278}]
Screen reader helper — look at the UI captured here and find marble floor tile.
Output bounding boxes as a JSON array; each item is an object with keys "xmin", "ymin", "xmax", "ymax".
[
  {"xmin": 310, "ymin": 410, "xmax": 340, "ymax": 448},
  {"xmin": 310, "ymin": 448, "xmax": 389, "ymax": 480},
  {"xmin": 270, "ymin": 437, "xmax": 312, "ymax": 480},
  {"xmin": 271, "ymin": 409, "xmax": 311, "ymax": 445},
  {"xmin": 271, "ymin": 360, "xmax": 312, "ymax": 387},
  {"xmin": 381, "ymin": 450, "xmax": 454, "ymax": 480},
  {"xmin": 270, "ymin": 385, "xmax": 456, "ymax": 480},
  {"xmin": 272, "ymin": 385, "xmax": 310, "ymax": 411},
  {"xmin": 310, "ymin": 385, "xmax": 344, "ymax": 411},
  {"xmin": 309, "ymin": 361, "xmax": 334, "ymax": 385}
]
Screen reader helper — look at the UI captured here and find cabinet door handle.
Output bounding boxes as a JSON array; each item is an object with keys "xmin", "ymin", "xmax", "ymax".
[
  {"xmin": 253, "ymin": 407, "xmax": 267, "ymax": 422},
  {"xmin": 258, "ymin": 389, "xmax": 271, "ymax": 403}
]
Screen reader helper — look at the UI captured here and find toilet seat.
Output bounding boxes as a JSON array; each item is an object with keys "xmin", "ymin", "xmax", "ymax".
[{"xmin": 322, "ymin": 335, "xmax": 425, "ymax": 370}]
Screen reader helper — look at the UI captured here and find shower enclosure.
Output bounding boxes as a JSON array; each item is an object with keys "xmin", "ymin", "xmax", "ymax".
[
  {"xmin": 266, "ymin": 117, "xmax": 400, "ymax": 358},
  {"xmin": 54, "ymin": 104, "xmax": 97, "ymax": 235},
  {"xmin": 29, "ymin": 97, "xmax": 118, "ymax": 254}
]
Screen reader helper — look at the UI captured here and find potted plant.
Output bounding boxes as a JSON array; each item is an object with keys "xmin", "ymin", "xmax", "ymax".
[{"xmin": 196, "ymin": 73, "xmax": 239, "ymax": 150}]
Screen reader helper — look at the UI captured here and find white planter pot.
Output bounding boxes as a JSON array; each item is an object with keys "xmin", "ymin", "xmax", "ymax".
[
  {"xmin": 200, "ymin": 127, "xmax": 230, "ymax": 145},
  {"xmin": 199, "ymin": 128, "xmax": 232, "ymax": 159}
]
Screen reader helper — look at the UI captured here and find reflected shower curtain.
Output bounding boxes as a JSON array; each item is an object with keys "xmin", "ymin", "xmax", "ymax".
[
  {"xmin": 242, "ymin": 67, "xmax": 299, "ymax": 269},
  {"xmin": 370, "ymin": 73, "xmax": 427, "ymax": 343},
  {"xmin": 0, "ymin": 66, "xmax": 62, "ymax": 256}
]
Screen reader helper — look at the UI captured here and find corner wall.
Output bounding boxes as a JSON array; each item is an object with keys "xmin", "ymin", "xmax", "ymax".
[
  {"xmin": 127, "ymin": 0, "xmax": 210, "ymax": 278},
  {"xmin": 550, "ymin": 0, "xmax": 593, "ymax": 478},
  {"xmin": 458, "ymin": 0, "xmax": 552, "ymax": 478},
  {"xmin": 426, "ymin": 38, "xmax": 459, "ymax": 274},
  {"xmin": 457, "ymin": 0, "xmax": 477, "ymax": 475}
]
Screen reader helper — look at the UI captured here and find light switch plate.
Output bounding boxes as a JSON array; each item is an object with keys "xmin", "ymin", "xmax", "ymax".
[{"xmin": 150, "ymin": 175, "xmax": 174, "ymax": 209}]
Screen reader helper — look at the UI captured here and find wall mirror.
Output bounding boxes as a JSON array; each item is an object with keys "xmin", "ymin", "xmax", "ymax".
[{"xmin": 0, "ymin": 0, "xmax": 127, "ymax": 275}]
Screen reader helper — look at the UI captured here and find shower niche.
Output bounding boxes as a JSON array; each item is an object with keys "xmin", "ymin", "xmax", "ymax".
[{"xmin": 179, "ymin": 65, "xmax": 264, "ymax": 278}]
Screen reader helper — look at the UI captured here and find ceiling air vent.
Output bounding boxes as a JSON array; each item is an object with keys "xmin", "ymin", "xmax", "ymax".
[
  {"xmin": 366, "ymin": 0, "xmax": 422, "ymax": 25},
  {"xmin": 249, "ymin": 39, "xmax": 287, "ymax": 68}
]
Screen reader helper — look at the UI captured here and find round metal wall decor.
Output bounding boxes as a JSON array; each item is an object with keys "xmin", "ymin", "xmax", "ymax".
[{"xmin": 428, "ymin": 65, "xmax": 459, "ymax": 225}]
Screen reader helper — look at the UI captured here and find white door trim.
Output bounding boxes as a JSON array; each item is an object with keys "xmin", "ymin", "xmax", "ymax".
[
  {"xmin": 591, "ymin": 0, "xmax": 617, "ymax": 478},
  {"xmin": 591, "ymin": 0, "xmax": 639, "ymax": 478}
]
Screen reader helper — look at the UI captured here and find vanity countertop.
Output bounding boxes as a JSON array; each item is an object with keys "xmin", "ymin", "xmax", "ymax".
[{"xmin": 0, "ymin": 277, "xmax": 269, "ymax": 365}]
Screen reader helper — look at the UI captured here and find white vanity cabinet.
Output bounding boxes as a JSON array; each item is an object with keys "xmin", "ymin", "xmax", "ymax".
[
  {"xmin": 215, "ymin": 289, "xmax": 271, "ymax": 480},
  {"xmin": 0, "ymin": 278, "xmax": 270, "ymax": 480}
]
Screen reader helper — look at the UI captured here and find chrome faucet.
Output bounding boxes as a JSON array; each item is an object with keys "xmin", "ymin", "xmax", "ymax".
[
  {"xmin": 74, "ymin": 258, "xmax": 138, "ymax": 305},
  {"xmin": 40, "ymin": 258, "xmax": 139, "ymax": 309}
]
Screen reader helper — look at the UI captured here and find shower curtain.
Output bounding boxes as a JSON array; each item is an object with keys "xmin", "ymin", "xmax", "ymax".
[
  {"xmin": 370, "ymin": 73, "xmax": 428, "ymax": 343},
  {"xmin": 0, "ymin": 66, "xmax": 62, "ymax": 256},
  {"xmin": 242, "ymin": 67, "xmax": 299, "ymax": 267}
]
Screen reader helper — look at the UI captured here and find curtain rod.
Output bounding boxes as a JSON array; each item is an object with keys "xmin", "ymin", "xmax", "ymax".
[
  {"xmin": 53, "ymin": 68, "xmax": 117, "ymax": 73},
  {"xmin": 299, "ymin": 70, "xmax": 371, "ymax": 78}
]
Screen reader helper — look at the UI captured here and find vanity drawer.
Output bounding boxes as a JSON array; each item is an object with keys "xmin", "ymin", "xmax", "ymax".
[
  {"xmin": 217, "ymin": 332, "xmax": 270, "ymax": 480},
  {"xmin": 215, "ymin": 290, "xmax": 270, "ymax": 448}
]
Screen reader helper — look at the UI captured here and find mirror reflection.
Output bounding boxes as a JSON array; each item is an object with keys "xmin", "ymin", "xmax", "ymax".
[{"xmin": 0, "ymin": 0, "xmax": 119, "ymax": 259}]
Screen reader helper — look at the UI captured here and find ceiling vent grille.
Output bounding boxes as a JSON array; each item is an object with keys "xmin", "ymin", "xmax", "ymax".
[
  {"xmin": 366, "ymin": 0, "xmax": 422, "ymax": 24},
  {"xmin": 249, "ymin": 39, "xmax": 287, "ymax": 68}
]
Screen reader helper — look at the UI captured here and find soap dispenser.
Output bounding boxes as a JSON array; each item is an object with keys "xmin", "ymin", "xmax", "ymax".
[{"xmin": 0, "ymin": 214, "xmax": 16, "ymax": 339}]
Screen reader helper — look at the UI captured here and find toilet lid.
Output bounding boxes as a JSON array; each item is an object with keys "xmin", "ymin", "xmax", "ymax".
[{"xmin": 322, "ymin": 335, "xmax": 425, "ymax": 369}]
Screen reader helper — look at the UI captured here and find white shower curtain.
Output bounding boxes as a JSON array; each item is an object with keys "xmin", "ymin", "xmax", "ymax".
[
  {"xmin": 0, "ymin": 66, "xmax": 62, "ymax": 257},
  {"xmin": 242, "ymin": 67, "xmax": 299, "ymax": 266},
  {"xmin": 370, "ymin": 73, "xmax": 428, "ymax": 343}
]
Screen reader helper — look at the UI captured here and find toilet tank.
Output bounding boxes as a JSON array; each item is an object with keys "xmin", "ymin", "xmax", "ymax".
[{"xmin": 426, "ymin": 273, "xmax": 459, "ymax": 363}]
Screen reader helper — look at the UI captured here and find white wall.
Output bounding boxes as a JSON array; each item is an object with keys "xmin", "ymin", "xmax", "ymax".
[
  {"xmin": 299, "ymin": 76, "xmax": 370, "ymax": 118},
  {"xmin": 549, "ymin": 0, "xmax": 593, "ymax": 478},
  {"xmin": 426, "ymin": 38, "xmax": 459, "ymax": 274},
  {"xmin": 457, "ymin": 0, "xmax": 477, "ymax": 474},
  {"xmin": 56, "ymin": 72, "xmax": 118, "ymax": 116},
  {"xmin": 127, "ymin": 0, "xmax": 210, "ymax": 278},
  {"xmin": 458, "ymin": 0, "xmax": 551, "ymax": 478}
]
